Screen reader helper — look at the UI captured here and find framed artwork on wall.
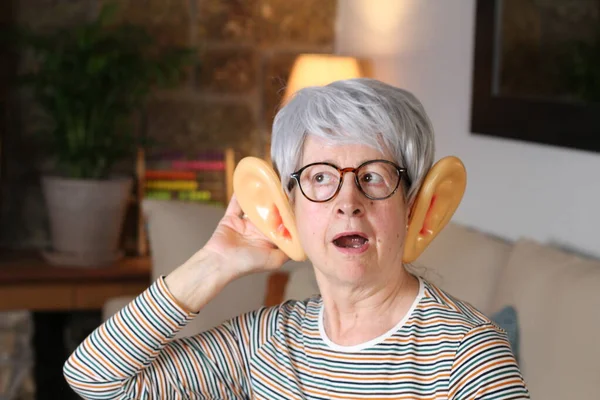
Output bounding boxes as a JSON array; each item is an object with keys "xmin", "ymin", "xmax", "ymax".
[{"xmin": 471, "ymin": 0, "xmax": 600, "ymax": 154}]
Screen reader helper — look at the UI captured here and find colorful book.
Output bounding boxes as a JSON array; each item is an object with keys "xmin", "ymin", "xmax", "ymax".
[
  {"xmin": 144, "ymin": 190, "xmax": 173, "ymax": 200},
  {"xmin": 145, "ymin": 190, "xmax": 213, "ymax": 202},
  {"xmin": 145, "ymin": 180, "xmax": 198, "ymax": 191},
  {"xmin": 171, "ymin": 160, "xmax": 225, "ymax": 171},
  {"xmin": 145, "ymin": 170, "xmax": 197, "ymax": 180},
  {"xmin": 177, "ymin": 190, "xmax": 212, "ymax": 201}
]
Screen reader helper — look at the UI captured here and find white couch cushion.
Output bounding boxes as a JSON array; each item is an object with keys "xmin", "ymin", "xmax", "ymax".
[
  {"xmin": 142, "ymin": 199, "xmax": 225, "ymax": 280},
  {"xmin": 413, "ymin": 222, "xmax": 512, "ymax": 314},
  {"xmin": 283, "ymin": 263, "xmax": 319, "ymax": 302},
  {"xmin": 491, "ymin": 239, "xmax": 600, "ymax": 400},
  {"xmin": 141, "ymin": 199, "xmax": 272, "ymax": 338},
  {"xmin": 139, "ymin": 199, "xmax": 307, "ymax": 337}
]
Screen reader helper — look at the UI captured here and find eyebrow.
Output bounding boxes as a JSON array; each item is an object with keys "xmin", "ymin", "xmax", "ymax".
[
  {"xmin": 305, "ymin": 159, "xmax": 390, "ymax": 166},
  {"xmin": 320, "ymin": 159, "xmax": 338, "ymax": 165}
]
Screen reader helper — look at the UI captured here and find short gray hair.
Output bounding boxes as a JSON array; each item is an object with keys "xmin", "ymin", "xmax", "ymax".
[{"xmin": 271, "ymin": 78, "xmax": 435, "ymax": 205}]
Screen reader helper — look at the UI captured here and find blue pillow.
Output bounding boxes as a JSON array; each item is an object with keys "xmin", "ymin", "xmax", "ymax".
[{"xmin": 490, "ymin": 306, "xmax": 520, "ymax": 364}]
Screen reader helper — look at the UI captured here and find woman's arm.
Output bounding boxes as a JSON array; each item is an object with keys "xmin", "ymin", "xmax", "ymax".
[
  {"xmin": 64, "ymin": 196, "xmax": 289, "ymax": 399},
  {"xmin": 63, "ymin": 273, "xmax": 251, "ymax": 399},
  {"xmin": 448, "ymin": 323, "xmax": 530, "ymax": 399}
]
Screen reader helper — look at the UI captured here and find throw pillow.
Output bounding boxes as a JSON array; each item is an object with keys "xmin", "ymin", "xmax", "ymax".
[{"xmin": 490, "ymin": 305, "xmax": 520, "ymax": 364}]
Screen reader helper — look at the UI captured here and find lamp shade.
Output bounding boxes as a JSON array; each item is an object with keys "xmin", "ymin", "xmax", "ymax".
[{"xmin": 283, "ymin": 54, "xmax": 369, "ymax": 103}]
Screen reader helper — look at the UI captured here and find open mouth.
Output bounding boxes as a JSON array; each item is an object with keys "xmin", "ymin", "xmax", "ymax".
[{"xmin": 333, "ymin": 233, "xmax": 369, "ymax": 248}]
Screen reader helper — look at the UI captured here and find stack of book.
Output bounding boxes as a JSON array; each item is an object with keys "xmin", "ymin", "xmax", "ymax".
[{"xmin": 144, "ymin": 151, "xmax": 229, "ymax": 206}]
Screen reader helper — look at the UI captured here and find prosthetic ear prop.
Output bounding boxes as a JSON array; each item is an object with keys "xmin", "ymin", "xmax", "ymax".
[
  {"xmin": 233, "ymin": 157, "xmax": 307, "ymax": 261},
  {"xmin": 402, "ymin": 156, "xmax": 466, "ymax": 263}
]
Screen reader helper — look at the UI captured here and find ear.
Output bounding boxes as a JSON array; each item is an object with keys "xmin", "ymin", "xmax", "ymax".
[
  {"xmin": 402, "ymin": 156, "xmax": 466, "ymax": 263},
  {"xmin": 233, "ymin": 157, "xmax": 307, "ymax": 261}
]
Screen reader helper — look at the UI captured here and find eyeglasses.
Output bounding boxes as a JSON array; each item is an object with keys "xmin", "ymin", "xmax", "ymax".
[{"xmin": 289, "ymin": 159, "xmax": 407, "ymax": 203}]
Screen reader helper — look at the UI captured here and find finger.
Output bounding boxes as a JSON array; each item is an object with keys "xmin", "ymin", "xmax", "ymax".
[{"xmin": 224, "ymin": 194, "xmax": 243, "ymax": 218}]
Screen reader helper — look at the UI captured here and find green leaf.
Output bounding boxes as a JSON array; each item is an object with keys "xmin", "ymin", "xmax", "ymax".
[
  {"xmin": 98, "ymin": 1, "xmax": 120, "ymax": 27},
  {"xmin": 10, "ymin": 1, "xmax": 194, "ymax": 179}
]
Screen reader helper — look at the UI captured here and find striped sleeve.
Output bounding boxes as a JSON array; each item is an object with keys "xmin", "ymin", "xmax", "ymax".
[
  {"xmin": 448, "ymin": 323, "xmax": 530, "ymax": 399},
  {"xmin": 63, "ymin": 277, "xmax": 256, "ymax": 399}
]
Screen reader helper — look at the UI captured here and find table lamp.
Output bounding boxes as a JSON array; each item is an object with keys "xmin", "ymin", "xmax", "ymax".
[{"xmin": 282, "ymin": 54, "xmax": 371, "ymax": 104}]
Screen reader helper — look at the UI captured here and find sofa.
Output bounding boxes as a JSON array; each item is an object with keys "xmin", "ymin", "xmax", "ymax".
[{"xmin": 104, "ymin": 199, "xmax": 600, "ymax": 399}]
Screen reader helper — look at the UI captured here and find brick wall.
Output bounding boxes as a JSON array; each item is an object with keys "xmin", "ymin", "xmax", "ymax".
[{"xmin": 0, "ymin": 0, "xmax": 337, "ymax": 248}]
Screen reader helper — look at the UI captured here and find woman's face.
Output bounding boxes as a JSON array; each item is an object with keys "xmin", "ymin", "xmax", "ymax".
[{"xmin": 293, "ymin": 135, "xmax": 409, "ymax": 285}]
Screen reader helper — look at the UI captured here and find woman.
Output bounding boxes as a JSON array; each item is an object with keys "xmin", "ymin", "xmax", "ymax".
[{"xmin": 64, "ymin": 78, "xmax": 529, "ymax": 399}]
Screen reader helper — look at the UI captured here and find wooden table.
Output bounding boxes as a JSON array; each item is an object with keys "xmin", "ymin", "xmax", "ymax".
[
  {"xmin": 0, "ymin": 250, "xmax": 151, "ymax": 311},
  {"xmin": 0, "ymin": 250, "xmax": 152, "ymax": 399}
]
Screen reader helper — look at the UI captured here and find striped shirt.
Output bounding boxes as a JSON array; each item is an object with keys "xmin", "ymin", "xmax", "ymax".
[{"xmin": 64, "ymin": 276, "xmax": 529, "ymax": 399}]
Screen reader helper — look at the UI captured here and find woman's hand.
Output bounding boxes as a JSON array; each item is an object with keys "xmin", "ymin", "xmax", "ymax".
[
  {"xmin": 202, "ymin": 194, "xmax": 290, "ymax": 276},
  {"xmin": 165, "ymin": 195, "xmax": 289, "ymax": 312}
]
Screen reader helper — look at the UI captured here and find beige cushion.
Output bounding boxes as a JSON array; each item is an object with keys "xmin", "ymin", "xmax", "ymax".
[
  {"xmin": 142, "ymin": 199, "xmax": 225, "ymax": 280},
  {"xmin": 491, "ymin": 239, "xmax": 600, "ymax": 400},
  {"xmin": 413, "ymin": 222, "xmax": 512, "ymax": 314},
  {"xmin": 137, "ymin": 199, "xmax": 309, "ymax": 337},
  {"xmin": 283, "ymin": 263, "xmax": 319, "ymax": 302},
  {"xmin": 134, "ymin": 200, "xmax": 272, "ymax": 338},
  {"xmin": 103, "ymin": 296, "xmax": 133, "ymax": 321}
]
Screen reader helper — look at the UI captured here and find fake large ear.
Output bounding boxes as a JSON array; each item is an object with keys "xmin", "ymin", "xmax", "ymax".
[
  {"xmin": 403, "ymin": 156, "xmax": 466, "ymax": 263},
  {"xmin": 233, "ymin": 157, "xmax": 306, "ymax": 261}
]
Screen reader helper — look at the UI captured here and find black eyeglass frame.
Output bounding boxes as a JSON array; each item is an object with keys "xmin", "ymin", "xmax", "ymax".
[{"xmin": 288, "ymin": 159, "xmax": 408, "ymax": 203}]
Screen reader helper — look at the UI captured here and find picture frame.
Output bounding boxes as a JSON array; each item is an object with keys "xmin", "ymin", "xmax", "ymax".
[{"xmin": 470, "ymin": 0, "xmax": 600, "ymax": 154}]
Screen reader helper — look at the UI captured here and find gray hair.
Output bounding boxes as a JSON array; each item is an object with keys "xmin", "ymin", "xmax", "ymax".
[{"xmin": 271, "ymin": 78, "xmax": 435, "ymax": 205}]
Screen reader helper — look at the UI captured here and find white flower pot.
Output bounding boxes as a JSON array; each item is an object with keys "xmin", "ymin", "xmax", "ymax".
[{"xmin": 41, "ymin": 176, "xmax": 132, "ymax": 267}]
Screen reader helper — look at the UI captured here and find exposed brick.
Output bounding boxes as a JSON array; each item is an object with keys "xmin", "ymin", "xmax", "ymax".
[
  {"xmin": 0, "ymin": 92, "xmax": 53, "ymax": 247},
  {"xmin": 198, "ymin": 0, "xmax": 255, "ymax": 42},
  {"xmin": 198, "ymin": 0, "xmax": 337, "ymax": 46},
  {"xmin": 0, "ymin": 2, "xmax": 12, "ymax": 25},
  {"xmin": 146, "ymin": 98, "xmax": 261, "ymax": 157},
  {"xmin": 108, "ymin": 0, "xmax": 192, "ymax": 47},
  {"xmin": 262, "ymin": 52, "xmax": 302, "ymax": 129},
  {"xmin": 0, "ymin": 181, "xmax": 49, "ymax": 247},
  {"xmin": 253, "ymin": 0, "xmax": 337, "ymax": 46},
  {"xmin": 14, "ymin": 0, "xmax": 94, "ymax": 32},
  {"xmin": 195, "ymin": 47, "xmax": 257, "ymax": 94}
]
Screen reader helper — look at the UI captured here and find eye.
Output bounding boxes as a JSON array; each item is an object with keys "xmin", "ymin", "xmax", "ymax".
[
  {"xmin": 361, "ymin": 172, "xmax": 384, "ymax": 184},
  {"xmin": 313, "ymin": 172, "xmax": 335, "ymax": 185}
]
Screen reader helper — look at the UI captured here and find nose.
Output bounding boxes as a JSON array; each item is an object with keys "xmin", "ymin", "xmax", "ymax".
[{"xmin": 335, "ymin": 175, "xmax": 364, "ymax": 217}]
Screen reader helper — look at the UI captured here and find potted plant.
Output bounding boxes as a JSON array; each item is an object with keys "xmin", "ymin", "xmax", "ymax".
[{"xmin": 13, "ymin": 3, "xmax": 193, "ymax": 266}]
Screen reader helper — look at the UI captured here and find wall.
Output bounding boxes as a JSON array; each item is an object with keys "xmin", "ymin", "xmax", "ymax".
[
  {"xmin": 1, "ymin": 0, "xmax": 337, "ymax": 248},
  {"xmin": 336, "ymin": 0, "xmax": 600, "ymax": 258}
]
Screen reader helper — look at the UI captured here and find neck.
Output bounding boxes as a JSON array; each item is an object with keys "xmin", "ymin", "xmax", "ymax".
[{"xmin": 318, "ymin": 266, "xmax": 419, "ymax": 347}]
